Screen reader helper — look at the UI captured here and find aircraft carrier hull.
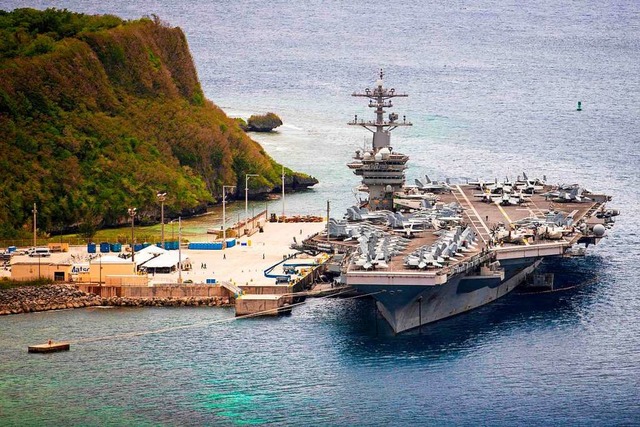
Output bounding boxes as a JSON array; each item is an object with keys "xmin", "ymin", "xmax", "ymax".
[{"xmin": 350, "ymin": 258, "xmax": 542, "ymax": 333}]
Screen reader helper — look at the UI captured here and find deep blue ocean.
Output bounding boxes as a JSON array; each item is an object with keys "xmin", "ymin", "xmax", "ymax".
[{"xmin": 2, "ymin": 1, "xmax": 639, "ymax": 425}]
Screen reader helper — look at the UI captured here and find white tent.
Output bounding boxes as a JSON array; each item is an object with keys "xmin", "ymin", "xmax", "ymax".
[
  {"xmin": 137, "ymin": 245, "xmax": 167, "ymax": 256},
  {"xmin": 139, "ymin": 250, "xmax": 190, "ymax": 273},
  {"xmin": 92, "ymin": 255, "xmax": 131, "ymax": 264},
  {"xmin": 133, "ymin": 245, "xmax": 167, "ymax": 266}
]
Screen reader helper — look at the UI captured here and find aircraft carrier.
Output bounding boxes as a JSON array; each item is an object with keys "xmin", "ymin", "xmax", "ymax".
[{"xmin": 303, "ymin": 71, "xmax": 619, "ymax": 334}]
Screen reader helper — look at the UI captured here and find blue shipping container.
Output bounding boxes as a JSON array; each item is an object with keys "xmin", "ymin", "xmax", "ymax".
[
  {"xmin": 87, "ymin": 243, "xmax": 96, "ymax": 253},
  {"xmin": 110, "ymin": 243, "xmax": 122, "ymax": 253},
  {"xmin": 99, "ymin": 242, "xmax": 110, "ymax": 253},
  {"xmin": 188, "ymin": 242, "xmax": 224, "ymax": 250}
]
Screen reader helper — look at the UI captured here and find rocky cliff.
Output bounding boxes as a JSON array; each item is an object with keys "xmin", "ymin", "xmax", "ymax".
[{"xmin": 0, "ymin": 9, "xmax": 317, "ymax": 237}]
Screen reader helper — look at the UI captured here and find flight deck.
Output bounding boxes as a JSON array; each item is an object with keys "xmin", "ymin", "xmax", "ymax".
[{"xmin": 304, "ymin": 182, "xmax": 613, "ymax": 278}]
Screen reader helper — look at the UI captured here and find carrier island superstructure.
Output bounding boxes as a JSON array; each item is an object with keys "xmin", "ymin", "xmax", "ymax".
[
  {"xmin": 346, "ymin": 74, "xmax": 412, "ymax": 211},
  {"xmin": 305, "ymin": 71, "xmax": 619, "ymax": 334}
]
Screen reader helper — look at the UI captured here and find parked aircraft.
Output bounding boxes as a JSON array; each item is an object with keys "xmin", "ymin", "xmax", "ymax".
[
  {"xmin": 515, "ymin": 172, "xmax": 546, "ymax": 194},
  {"xmin": 414, "ymin": 175, "xmax": 452, "ymax": 193},
  {"xmin": 543, "ymin": 186, "xmax": 590, "ymax": 203},
  {"xmin": 498, "ymin": 191, "xmax": 530, "ymax": 206}
]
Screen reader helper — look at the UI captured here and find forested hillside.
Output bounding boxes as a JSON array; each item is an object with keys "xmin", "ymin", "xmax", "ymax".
[{"xmin": 0, "ymin": 8, "xmax": 316, "ymax": 238}]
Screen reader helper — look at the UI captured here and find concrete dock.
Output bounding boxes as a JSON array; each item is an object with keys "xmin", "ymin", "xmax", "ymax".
[
  {"xmin": 157, "ymin": 221, "xmax": 327, "ymax": 287},
  {"xmin": 235, "ymin": 294, "xmax": 290, "ymax": 316},
  {"xmin": 2, "ymin": 221, "xmax": 327, "ymax": 285}
]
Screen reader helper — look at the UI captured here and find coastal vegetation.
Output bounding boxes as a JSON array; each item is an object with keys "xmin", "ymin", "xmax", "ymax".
[
  {"xmin": 0, "ymin": 277, "xmax": 52, "ymax": 290},
  {"xmin": 0, "ymin": 8, "xmax": 316, "ymax": 240}
]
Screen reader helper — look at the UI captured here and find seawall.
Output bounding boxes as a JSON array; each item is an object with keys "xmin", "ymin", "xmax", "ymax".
[{"xmin": 0, "ymin": 284, "xmax": 232, "ymax": 315}]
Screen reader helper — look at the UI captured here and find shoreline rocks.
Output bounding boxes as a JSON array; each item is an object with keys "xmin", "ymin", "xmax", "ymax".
[
  {"xmin": 239, "ymin": 112, "xmax": 283, "ymax": 132},
  {"xmin": 0, "ymin": 284, "xmax": 233, "ymax": 316}
]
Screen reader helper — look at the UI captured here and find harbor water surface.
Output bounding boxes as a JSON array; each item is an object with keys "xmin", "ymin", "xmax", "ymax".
[{"xmin": 1, "ymin": 1, "xmax": 639, "ymax": 425}]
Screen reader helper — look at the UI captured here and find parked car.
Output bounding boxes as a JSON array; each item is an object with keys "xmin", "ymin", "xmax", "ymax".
[{"xmin": 27, "ymin": 247, "xmax": 51, "ymax": 257}]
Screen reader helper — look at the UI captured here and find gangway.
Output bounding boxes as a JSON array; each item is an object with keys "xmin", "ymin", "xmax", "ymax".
[
  {"xmin": 282, "ymin": 261, "xmax": 321, "ymax": 268},
  {"xmin": 263, "ymin": 255, "xmax": 296, "ymax": 283},
  {"xmin": 220, "ymin": 281, "xmax": 244, "ymax": 296},
  {"xmin": 264, "ymin": 253, "xmax": 328, "ymax": 284}
]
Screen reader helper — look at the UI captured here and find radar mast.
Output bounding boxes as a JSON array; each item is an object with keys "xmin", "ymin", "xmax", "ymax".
[{"xmin": 347, "ymin": 70, "xmax": 412, "ymax": 210}]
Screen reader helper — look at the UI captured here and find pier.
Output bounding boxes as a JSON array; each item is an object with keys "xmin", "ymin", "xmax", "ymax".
[{"xmin": 4, "ymin": 220, "xmax": 330, "ymax": 319}]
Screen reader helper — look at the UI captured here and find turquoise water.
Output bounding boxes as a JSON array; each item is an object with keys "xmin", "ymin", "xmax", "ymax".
[
  {"xmin": 2, "ymin": 269, "xmax": 638, "ymax": 426},
  {"xmin": 2, "ymin": 1, "xmax": 640, "ymax": 425}
]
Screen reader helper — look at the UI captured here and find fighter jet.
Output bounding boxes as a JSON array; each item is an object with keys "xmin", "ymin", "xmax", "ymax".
[
  {"xmin": 474, "ymin": 191, "xmax": 500, "ymax": 203},
  {"xmin": 414, "ymin": 175, "xmax": 452, "ymax": 193},
  {"xmin": 467, "ymin": 178, "xmax": 489, "ymax": 189},
  {"xmin": 478, "ymin": 177, "xmax": 514, "ymax": 194},
  {"xmin": 515, "ymin": 172, "xmax": 546, "ymax": 194},
  {"xmin": 474, "ymin": 188, "xmax": 529, "ymax": 205},
  {"xmin": 498, "ymin": 191, "xmax": 530, "ymax": 206},
  {"xmin": 543, "ymin": 186, "xmax": 591, "ymax": 203},
  {"xmin": 402, "ymin": 221, "xmax": 428, "ymax": 238}
]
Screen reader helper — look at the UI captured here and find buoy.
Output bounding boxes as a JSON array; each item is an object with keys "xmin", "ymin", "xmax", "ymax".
[{"xmin": 577, "ymin": 101, "xmax": 582, "ymax": 111}]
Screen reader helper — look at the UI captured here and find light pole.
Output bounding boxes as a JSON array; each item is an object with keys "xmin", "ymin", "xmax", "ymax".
[
  {"xmin": 245, "ymin": 174, "xmax": 259, "ymax": 234},
  {"xmin": 222, "ymin": 185, "xmax": 235, "ymax": 246},
  {"xmin": 327, "ymin": 200, "xmax": 330, "ymax": 243},
  {"xmin": 169, "ymin": 218, "xmax": 181, "ymax": 283},
  {"xmin": 157, "ymin": 192, "xmax": 167, "ymax": 249},
  {"xmin": 178, "ymin": 216, "xmax": 182, "ymax": 284},
  {"xmin": 32, "ymin": 203, "xmax": 37, "ymax": 249},
  {"xmin": 99, "ymin": 253, "xmax": 102, "ymax": 286},
  {"xmin": 128, "ymin": 207, "xmax": 137, "ymax": 266},
  {"xmin": 281, "ymin": 166, "xmax": 285, "ymax": 220}
]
